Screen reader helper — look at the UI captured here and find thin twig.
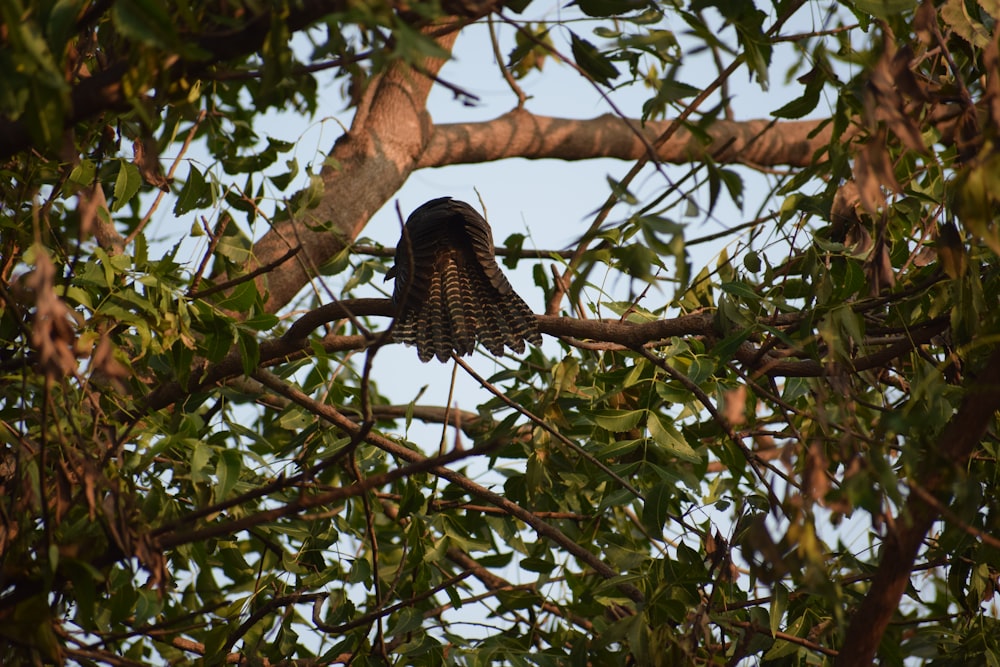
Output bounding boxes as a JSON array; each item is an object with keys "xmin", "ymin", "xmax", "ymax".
[
  {"xmin": 187, "ymin": 214, "xmax": 230, "ymax": 296},
  {"xmin": 205, "ymin": 50, "xmax": 374, "ymax": 81},
  {"xmin": 188, "ymin": 245, "xmax": 301, "ymax": 300},
  {"xmin": 314, "ymin": 571, "xmax": 473, "ymax": 634},
  {"xmin": 723, "ymin": 619, "xmax": 838, "ymax": 657},
  {"xmin": 128, "ymin": 109, "xmax": 207, "ymax": 246},
  {"xmin": 452, "ymin": 356, "xmax": 650, "ymax": 504},
  {"xmin": 488, "ymin": 14, "xmax": 527, "ymax": 109},
  {"xmin": 907, "ymin": 480, "xmax": 1000, "ymax": 551}
]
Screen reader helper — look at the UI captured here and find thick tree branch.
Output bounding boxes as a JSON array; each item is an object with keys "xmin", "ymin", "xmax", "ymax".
[
  {"xmin": 836, "ymin": 345, "xmax": 1000, "ymax": 665},
  {"xmin": 418, "ymin": 111, "xmax": 840, "ymax": 169},
  {"xmin": 251, "ymin": 25, "xmax": 459, "ymax": 312},
  {"xmin": 249, "ymin": 112, "xmax": 841, "ymax": 313},
  {"xmin": 134, "ymin": 298, "xmax": 949, "ymax": 419}
]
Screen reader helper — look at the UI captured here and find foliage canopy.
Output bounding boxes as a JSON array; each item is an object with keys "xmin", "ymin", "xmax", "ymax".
[{"xmin": 1, "ymin": 0, "xmax": 1000, "ymax": 665}]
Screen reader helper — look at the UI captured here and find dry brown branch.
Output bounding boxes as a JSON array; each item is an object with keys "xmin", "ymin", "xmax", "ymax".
[{"xmin": 133, "ymin": 297, "xmax": 949, "ymax": 425}]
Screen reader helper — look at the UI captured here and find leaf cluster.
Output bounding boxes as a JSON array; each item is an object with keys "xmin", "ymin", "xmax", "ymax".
[{"xmin": 2, "ymin": 1, "xmax": 1000, "ymax": 666}]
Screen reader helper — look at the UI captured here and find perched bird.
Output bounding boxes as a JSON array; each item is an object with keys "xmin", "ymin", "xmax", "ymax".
[{"xmin": 387, "ymin": 197, "xmax": 542, "ymax": 362}]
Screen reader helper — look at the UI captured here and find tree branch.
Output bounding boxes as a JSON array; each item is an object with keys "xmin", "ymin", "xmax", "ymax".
[
  {"xmin": 836, "ymin": 345, "xmax": 1000, "ymax": 665},
  {"xmin": 418, "ymin": 111, "xmax": 839, "ymax": 169},
  {"xmin": 134, "ymin": 298, "xmax": 949, "ymax": 420},
  {"xmin": 251, "ymin": 369, "xmax": 646, "ymax": 605}
]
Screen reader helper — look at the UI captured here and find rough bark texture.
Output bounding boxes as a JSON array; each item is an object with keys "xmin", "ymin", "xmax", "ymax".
[{"xmin": 418, "ymin": 112, "xmax": 839, "ymax": 168}]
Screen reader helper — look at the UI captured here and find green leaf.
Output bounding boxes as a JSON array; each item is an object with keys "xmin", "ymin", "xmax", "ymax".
[
  {"xmin": 63, "ymin": 559, "xmax": 102, "ymax": 632},
  {"xmin": 202, "ymin": 322, "xmax": 236, "ymax": 362},
  {"xmin": 67, "ymin": 158, "xmax": 96, "ymax": 191},
  {"xmin": 763, "ymin": 613, "xmax": 808, "ymax": 659},
  {"xmin": 520, "ymin": 557, "xmax": 557, "ymax": 573},
  {"xmin": 241, "ymin": 313, "xmax": 279, "ymax": 332},
  {"xmin": 592, "ymin": 438, "xmax": 643, "ymax": 458},
  {"xmin": 593, "ymin": 409, "xmax": 644, "ymax": 432},
  {"xmin": 291, "ymin": 174, "xmax": 325, "ymax": 218},
  {"xmin": 270, "ymin": 158, "xmax": 299, "ymax": 191},
  {"xmin": 508, "ymin": 24, "xmax": 553, "ymax": 79},
  {"xmin": 46, "ymin": 0, "xmax": 83, "ymax": 53},
  {"xmin": 388, "ymin": 608, "xmax": 424, "ymax": 637},
  {"xmin": 112, "ymin": 161, "xmax": 142, "ymax": 212},
  {"xmin": 237, "ymin": 329, "xmax": 260, "ymax": 376},
  {"xmin": 505, "ymin": 0, "xmax": 533, "ymax": 11},
  {"xmin": 214, "ymin": 281, "xmax": 258, "ymax": 312},
  {"xmin": 770, "ymin": 583, "xmax": 788, "ymax": 635},
  {"xmin": 214, "ymin": 225, "xmax": 253, "ymax": 265},
  {"xmin": 62, "ymin": 286, "xmax": 93, "ymax": 310},
  {"xmin": 502, "ymin": 233, "xmax": 526, "ymax": 270},
  {"xmin": 576, "ymin": 0, "xmax": 648, "ymax": 16},
  {"xmin": 133, "ymin": 589, "xmax": 161, "ymax": 627},
  {"xmin": 570, "ymin": 33, "xmax": 620, "ymax": 86},
  {"xmin": 606, "ymin": 175, "xmax": 638, "ymax": 204},
  {"xmin": 648, "ymin": 413, "xmax": 701, "ymax": 463},
  {"xmin": 852, "ymin": 0, "xmax": 920, "ymax": 20},
  {"xmin": 941, "ymin": 0, "xmax": 992, "ymax": 47},
  {"xmin": 190, "ymin": 441, "xmax": 212, "ymax": 483},
  {"xmin": 652, "ymin": 77, "xmax": 701, "ymax": 103},
  {"xmin": 214, "ymin": 449, "xmax": 242, "ymax": 502},
  {"xmin": 174, "ymin": 165, "xmax": 213, "ymax": 215},
  {"xmin": 111, "ymin": 0, "xmax": 179, "ymax": 50},
  {"xmin": 771, "ymin": 69, "xmax": 825, "ymax": 119},
  {"xmin": 641, "ymin": 482, "xmax": 672, "ymax": 534},
  {"xmin": 496, "ymin": 588, "xmax": 544, "ymax": 611}
]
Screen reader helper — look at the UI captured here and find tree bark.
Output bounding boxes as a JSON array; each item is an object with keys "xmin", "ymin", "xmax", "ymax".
[
  {"xmin": 251, "ymin": 26, "xmax": 459, "ymax": 311},
  {"xmin": 418, "ymin": 111, "xmax": 839, "ymax": 168}
]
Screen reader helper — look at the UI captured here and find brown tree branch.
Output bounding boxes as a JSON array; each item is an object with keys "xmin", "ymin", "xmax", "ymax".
[
  {"xmin": 250, "ymin": 369, "xmax": 646, "ymax": 605},
  {"xmin": 725, "ymin": 619, "xmax": 838, "ymax": 657},
  {"xmin": 417, "ymin": 112, "xmax": 837, "ymax": 169},
  {"xmin": 250, "ymin": 23, "xmax": 460, "ymax": 312},
  {"xmin": 134, "ymin": 297, "xmax": 949, "ymax": 421},
  {"xmin": 836, "ymin": 345, "xmax": 1000, "ymax": 665}
]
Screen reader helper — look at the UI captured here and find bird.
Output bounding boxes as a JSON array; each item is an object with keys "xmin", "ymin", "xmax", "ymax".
[{"xmin": 387, "ymin": 197, "xmax": 542, "ymax": 362}]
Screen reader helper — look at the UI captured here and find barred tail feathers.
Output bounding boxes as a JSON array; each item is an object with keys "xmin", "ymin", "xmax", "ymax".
[{"xmin": 390, "ymin": 197, "xmax": 542, "ymax": 362}]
